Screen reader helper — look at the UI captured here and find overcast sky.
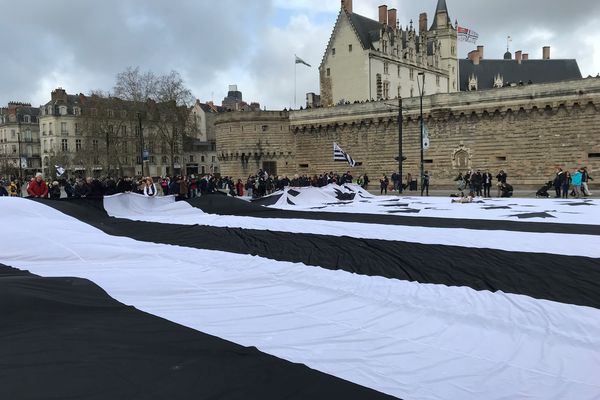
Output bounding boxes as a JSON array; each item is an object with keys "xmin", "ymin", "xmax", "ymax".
[{"xmin": 1, "ymin": 0, "xmax": 599, "ymax": 109}]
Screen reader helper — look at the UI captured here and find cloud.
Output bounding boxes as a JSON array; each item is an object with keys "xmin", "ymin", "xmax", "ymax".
[{"xmin": 0, "ymin": 0, "xmax": 599, "ymax": 110}]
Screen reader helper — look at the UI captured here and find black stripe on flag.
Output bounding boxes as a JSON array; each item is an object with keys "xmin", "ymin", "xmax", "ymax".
[
  {"xmin": 0, "ymin": 263, "xmax": 394, "ymax": 400},
  {"xmin": 333, "ymin": 142, "xmax": 356, "ymax": 167},
  {"xmin": 37, "ymin": 198, "xmax": 600, "ymax": 310}
]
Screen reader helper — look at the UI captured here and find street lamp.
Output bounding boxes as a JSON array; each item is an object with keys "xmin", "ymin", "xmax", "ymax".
[
  {"xmin": 138, "ymin": 112, "xmax": 145, "ymax": 177},
  {"xmin": 417, "ymin": 72, "xmax": 425, "ymax": 196},
  {"xmin": 17, "ymin": 115, "xmax": 23, "ymax": 179},
  {"xmin": 386, "ymin": 98, "xmax": 408, "ymax": 194}
]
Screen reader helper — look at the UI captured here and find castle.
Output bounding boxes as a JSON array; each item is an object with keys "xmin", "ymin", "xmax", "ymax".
[{"xmin": 215, "ymin": 0, "xmax": 598, "ymax": 186}]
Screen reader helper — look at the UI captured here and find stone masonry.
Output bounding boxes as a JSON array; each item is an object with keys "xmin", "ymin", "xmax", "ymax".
[{"xmin": 216, "ymin": 78, "xmax": 600, "ymax": 185}]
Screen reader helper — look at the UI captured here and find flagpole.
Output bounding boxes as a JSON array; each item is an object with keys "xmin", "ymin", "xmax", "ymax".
[{"xmin": 294, "ymin": 55, "xmax": 297, "ymax": 109}]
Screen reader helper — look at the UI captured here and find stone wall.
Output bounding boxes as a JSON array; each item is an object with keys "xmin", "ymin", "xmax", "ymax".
[
  {"xmin": 215, "ymin": 111, "xmax": 294, "ymax": 178},
  {"xmin": 217, "ymin": 78, "xmax": 600, "ymax": 185}
]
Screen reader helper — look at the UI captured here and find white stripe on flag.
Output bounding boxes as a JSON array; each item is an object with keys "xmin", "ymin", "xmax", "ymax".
[{"xmin": 333, "ymin": 142, "xmax": 357, "ymax": 167}]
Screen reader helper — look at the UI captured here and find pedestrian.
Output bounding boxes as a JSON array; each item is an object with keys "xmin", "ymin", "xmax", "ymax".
[
  {"xmin": 496, "ymin": 170, "xmax": 507, "ymax": 197},
  {"xmin": 581, "ymin": 167, "xmax": 593, "ymax": 196},
  {"xmin": 483, "ymin": 171, "xmax": 493, "ymax": 197},
  {"xmin": 553, "ymin": 169, "xmax": 565, "ymax": 198},
  {"xmin": 562, "ymin": 172, "xmax": 571, "ymax": 199},
  {"xmin": 49, "ymin": 181, "xmax": 61, "ymax": 199},
  {"xmin": 380, "ymin": 175, "xmax": 389, "ymax": 195},
  {"xmin": 571, "ymin": 169, "xmax": 583, "ymax": 198},
  {"xmin": 0, "ymin": 181, "xmax": 8, "ymax": 196},
  {"xmin": 143, "ymin": 177, "xmax": 158, "ymax": 197},
  {"xmin": 27, "ymin": 173, "xmax": 49, "ymax": 198},
  {"xmin": 421, "ymin": 171, "xmax": 430, "ymax": 196}
]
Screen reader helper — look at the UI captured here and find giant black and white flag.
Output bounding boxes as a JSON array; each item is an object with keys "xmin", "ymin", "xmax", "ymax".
[
  {"xmin": 333, "ymin": 142, "xmax": 357, "ymax": 167},
  {"xmin": 1, "ymin": 191, "xmax": 600, "ymax": 400}
]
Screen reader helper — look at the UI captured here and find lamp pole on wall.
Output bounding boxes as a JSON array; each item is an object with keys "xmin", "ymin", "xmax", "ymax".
[
  {"xmin": 417, "ymin": 72, "xmax": 425, "ymax": 196},
  {"xmin": 138, "ymin": 112, "xmax": 145, "ymax": 177}
]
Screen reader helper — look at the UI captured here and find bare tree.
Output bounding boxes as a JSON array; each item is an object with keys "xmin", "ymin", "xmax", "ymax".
[{"xmin": 112, "ymin": 67, "xmax": 195, "ymax": 175}]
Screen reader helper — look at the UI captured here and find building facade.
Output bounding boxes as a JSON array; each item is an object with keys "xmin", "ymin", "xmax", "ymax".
[
  {"xmin": 216, "ymin": 78, "xmax": 600, "ymax": 185},
  {"xmin": 39, "ymin": 88, "xmax": 221, "ymax": 179},
  {"xmin": 319, "ymin": 0, "xmax": 458, "ymax": 106},
  {"xmin": 0, "ymin": 102, "xmax": 41, "ymax": 177}
]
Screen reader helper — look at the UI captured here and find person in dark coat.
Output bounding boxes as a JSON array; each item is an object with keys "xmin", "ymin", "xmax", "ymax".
[
  {"xmin": 49, "ymin": 181, "xmax": 61, "ymax": 199},
  {"xmin": 104, "ymin": 177, "xmax": 117, "ymax": 196},
  {"xmin": 421, "ymin": 171, "xmax": 430, "ymax": 196},
  {"xmin": 553, "ymin": 169, "xmax": 565, "ymax": 198}
]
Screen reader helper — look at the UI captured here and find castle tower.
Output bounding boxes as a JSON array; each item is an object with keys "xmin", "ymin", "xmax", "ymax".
[{"xmin": 429, "ymin": 0, "xmax": 458, "ymax": 92}]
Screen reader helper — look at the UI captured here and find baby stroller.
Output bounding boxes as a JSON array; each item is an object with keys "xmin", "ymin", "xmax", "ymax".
[{"xmin": 536, "ymin": 181, "xmax": 553, "ymax": 198}]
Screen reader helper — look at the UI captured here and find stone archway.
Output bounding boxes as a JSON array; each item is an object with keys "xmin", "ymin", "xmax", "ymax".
[{"xmin": 451, "ymin": 145, "xmax": 472, "ymax": 170}]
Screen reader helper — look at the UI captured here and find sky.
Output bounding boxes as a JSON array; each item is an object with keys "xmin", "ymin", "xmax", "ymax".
[{"xmin": 1, "ymin": 0, "xmax": 599, "ymax": 110}]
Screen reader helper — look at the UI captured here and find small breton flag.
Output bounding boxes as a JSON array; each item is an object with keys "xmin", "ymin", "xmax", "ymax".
[
  {"xmin": 457, "ymin": 26, "xmax": 479, "ymax": 43},
  {"xmin": 295, "ymin": 55, "xmax": 311, "ymax": 67},
  {"xmin": 333, "ymin": 142, "xmax": 357, "ymax": 167},
  {"xmin": 55, "ymin": 165, "xmax": 66, "ymax": 177}
]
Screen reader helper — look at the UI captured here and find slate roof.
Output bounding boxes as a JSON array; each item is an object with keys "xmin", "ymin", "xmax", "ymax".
[
  {"xmin": 459, "ymin": 59, "xmax": 582, "ymax": 91},
  {"xmin": 349, "ymin": 13, "xmax": 384, "ymax": 50},
  {"xmin": 430, "ymin": 0, "xmax": 451, "ymax": 30}
]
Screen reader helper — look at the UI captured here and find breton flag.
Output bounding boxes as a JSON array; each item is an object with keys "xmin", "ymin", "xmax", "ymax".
[
  {"xmin": 457, "ymin": 26, "xmax": 479, "ymax": 43},
  {"xmin": 55, "ymin": 165, "xmax": 66, "ymax": 177},
  {"xmin": 295, "ymin": 55, "xmax": 311, "ymax": 67},
  {"xmin": 333, "ymin": 142, "xmax": 357, "ymax": 167},
  {"xmin": 1, "ymin": 192, "xmax": 600, "ymax": 399}
]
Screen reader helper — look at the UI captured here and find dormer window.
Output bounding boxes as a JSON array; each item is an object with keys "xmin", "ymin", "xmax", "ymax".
[
  {"xmin": 23, "ymin": 115, "xmax": 30, "ymax": 123},
  {"xmin": 73, "ymin": 107, "xmax": 81, "ymax": 116},
  {"xmin": 59, "ymin": 105, "xmax": 67, "ymax": 115},
  {"xmin": 332, "ymin": 48, "xmax": 336, "ymax": 56}
]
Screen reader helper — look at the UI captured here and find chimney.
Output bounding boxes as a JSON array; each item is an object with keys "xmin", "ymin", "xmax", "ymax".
[
  {"xmin": 477, "ymin": 45, "xmax": 484, "ymax": 59},
  {"xmin": 378, "ymin": 5, "xmax": 388, "ymax": 25},
  {"xmin": 51, "ymin": 88, "xmax": 67, "ymax": 103},
  {"xmin": 515, "ymin": 50, "xmax": 522, "ymax": 64},
  {"xmin": 543, "ymin": 46, "xmax": 550, "ymax": 60},
  {"xmin": 522, "ymin": 53, "xmax": 529, "ymax": 60},
  {"xmin": 341, "ymin": 0, "xmax": 352, "ymax": 13},
  {"xmin": 468, "ymin": 50, "xmax": 480, "ymax": 65},
  {"xmin": 388, "ymin": 9, "xmax": 397, "ymax": 29},
  {"xmin": 419, "ymin": 13, "xmax": 428, "ymax": 33}
]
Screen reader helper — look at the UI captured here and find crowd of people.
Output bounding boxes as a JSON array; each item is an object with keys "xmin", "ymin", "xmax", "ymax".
[
  {"xmin": 553, "ymin": 167, "xmax": 593, "ymax": 198},
  {"xmin": 0, "ymin": 166, "xmax": 594, "ymax": 201}
]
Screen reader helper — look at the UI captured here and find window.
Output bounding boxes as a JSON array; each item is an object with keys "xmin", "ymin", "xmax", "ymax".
[
  {"xmin": 42, "ymin": 124, "xmax": 47, "ymax": 136},
  {"xmin": 397, "ymin": 65, "xmax": 401, "ymax": 77},
  {"xmin": 61, "ymin": 122, "xmax": 67, "ymax": 135},
  {"xmin": 92, "ymin": 139, "xmax": 99, "ymax": 151},
  {"xmin": 76, "ymin": 139, "xmax": 82, "ymax": 151},
  {"xmin": 410, "ymin": 69, "xmax": 414, "ymax": 80},
  {"xmin": 382, "ymin": 40, "xmax": 388, "ymax": 54},
  {"xmin": 11, "ymin": 130, "xmax": 15, "ymax": 139},
  {"xmin": 496, "ymin": 156, "xmax": 507, "ymax": 162},
  {"xmin": 201, "ymin": 155, "xmax": 205, "ymax": 162},
  {"xmin": 376, "ymin": 73, "xmax": 382, "ymax": 100},
  {"xmin": 75, "ymin": 123, "xmax": 79, "ymax": 135},
  {"xmin": 424, "ymin": 159, "xmax": 433, "ymax": 164},
  {"xmin": 23, "ymin": 115, "xmax": 30, "ymax": 123},
  {"xmin": 332, "ymin": 48, "xmax": 336, "ymax": 56},
  {"xmin": 189, "ymin": 155, "xmax": 194, "ymax": 162},
  {"xmin": 383, "ymin": 82, "xmax": 390, "ymax": 99},
  {"xmin": 49, "ymin": 123, "xmax": 53, "ymax": 135},
  {"xmin": 348, "ymin": 44, "xmax": 352, "ymax": 52},
  {"xmin": 384, "ymin": 62, "xmax": 389, "ymax": 75},
  {"xmin": 74, "ymin": 107, "xmax": 81, "ymax": 116},
  {"xmin": 59, "ymin": 106, "xmax": 67, "ymax": 116},
  {"xmin": 410, "ymin": 88, "xmax": 414, "ymax": 97},
  {"xmin": 61, "ymin": 139, "xmax": 68, "ymax": 152},
  {"xmin": 212, "ymin": 156, "xmax": 216, "ymax": 162},
  {"xmin": 11, "ymin": 144, "xmax": 17, "ymax": 154},
  {"xmin": 43, "ymin": 140, "xmax": 47, "ymax": 153},
  {"xmin": 107, "ymin": 109, "xmax": 114, "ymax": 118},
  {"xmin": 121, "ymin": 126, "xmax": 127, "ymax": 136},
  {"xmin": 589, "ymin": 153, "xmax": 600, "ymax": 158},
  {"xmin": 162, "ymin": 156, "xmax": 168, "ymax": 164},
  {"xmin": 299, "ymin": 164, "xmax": 309, "ymax": 168},
  {"xmin": 326, "ymin": 68, "xmax": 331, "ymax": 77},
  {"xmin": 261, "ymin": 125, "xmax": 268, "ymax": 132},
  {"xmin": 436, "ymin": 75, "xmax": 440, "ymax": 86}
]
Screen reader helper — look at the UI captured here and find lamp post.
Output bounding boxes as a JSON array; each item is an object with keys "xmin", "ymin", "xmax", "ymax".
[
  {"xmin": 17, "ymin": 116, "xmax": 23, "ymax": 179},
  {"xmin": 398, "ymin": 96, "xmax": 404, "ymax": 193},
  {"xmin": 138, "ymin": 112, "xmax": 145, "ymax": 177},
  {"xmin": 417, "ymin": 72, "xmax": 425, "ymax": 196}
]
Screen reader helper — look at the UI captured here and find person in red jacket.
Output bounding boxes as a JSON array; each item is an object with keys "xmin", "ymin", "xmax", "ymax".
[{"xmin": 27, "ymin": 172, "xmax": 49, "ymax": 198}]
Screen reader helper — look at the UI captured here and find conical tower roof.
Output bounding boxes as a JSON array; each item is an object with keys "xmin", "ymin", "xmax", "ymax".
[{"xmin": 430, "ymin": 0, "xmax": 452, "ymax": 30}]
